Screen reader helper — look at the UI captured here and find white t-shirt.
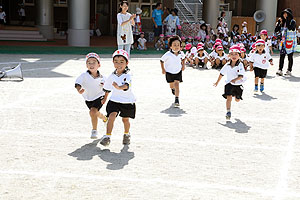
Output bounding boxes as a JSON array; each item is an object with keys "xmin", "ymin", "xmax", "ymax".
[
  {"xmin": 209, "ymin": 51, "xmax": 218, "ymax": 59},
  {"xmin": 249, "ymin": 51, "xmax": 272, "ymax": 70},
  {"xmin": 194, "ymin": 51, "xmax": 209, "ymax": 60},
  {"xmin": 220, "ymin": 61, "xmax": 246, "ymax": 85},
  {"xmin": 215, "ymin": 52, "xmax": 228, "ymax": 60},
  {"xmin": 0, "ymin": 11, "xmax": 6, "ymax": 20},
  {"xmin": 264, "ymin": 39, "xmax": 272, "ymax": 54},
  {"xmin": 103, "ymin": 69, "xmax": 136, "ymax": 104},
  {"xmin": 19, "ymin": 8, "xmax": 25, "ymax": 17},
  {"xmin": 160, "ymin": 51, "xmax": 184, "ymax": 74},
  {"xmin": 138, "ymin": 37, "xmax": 147, "ymax": 47},
  {"xmin": 75, "ymin": 71, "xmax": 106, "ymax": 101},
  {"xmin": 242, "ymin": 26, "xmax": 247, "ymax": 33}
]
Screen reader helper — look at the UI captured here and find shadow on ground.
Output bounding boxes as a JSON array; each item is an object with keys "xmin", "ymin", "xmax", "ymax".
[
  {"xmin": 218, "ymin": 118, "xmax": 251, "ymax": 134},
  {"xmin": 282, "ymin": 75, "xmax": 300, "ymax": 82},
  {"xmin": 253, "ymin": 92, "xmax": 277, "ymax": 101},
  {"xmin": 68, "ymin": 140, "xmax": 134, "ymax": 170},
  {"xmin": 160, "ymin": 104, "xmax": 187, "ymax": 117}
]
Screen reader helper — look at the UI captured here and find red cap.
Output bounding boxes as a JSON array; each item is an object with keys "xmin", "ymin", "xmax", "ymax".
[
  {"xmin": 255, "ymin": 39, "xmax": 265, "ymax": 46},
  {"xmin": 229, "ymin": 45, "xmax": 241, "ymax": 53},
  {"xmin": 216, "ymin": 45, "xmax": 224, "ymax": 50},
  {"xmin": 185, "ymin": 43, "xmax": 192, "ymax": 50},
  {"xmin": 260, "ymin": 29, "xmax": 268, "ymax": 35}
]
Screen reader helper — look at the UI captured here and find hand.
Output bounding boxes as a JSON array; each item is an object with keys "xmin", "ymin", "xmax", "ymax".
[
  {"xmin": 101, "ymin": 98, "xmax": 106, "ymax": 105},
  {"xmin": 162, "ymin": 69, "xmax": 166, "ymax": 74},
  {"xmin": 78, "ymin": 88, "xmax": 85, "ymax": 94},
  {"xmin": 155, "ymin": 24, "xmax": 158, "ymax": 28},
  {"xmin": 270, "ymin": 61, "xmax": 274, "ymax": 66},
  {"xmin": 213, "ymin": 82, "xmax": 218, "ymax": 87},
  {"xmin": 182, "ymin": 66, "xmax": 185, "ymax": 71},
  {"xmin": 130, "ymin": 14, "xmax": 136, "ymax": 20},
  {"xmin": 278, "ymin": 17, "xmax": 282, "ymax": 23},
  {"xmin": 250, "ymin": 67, "xmax": 253, "ymax": 71},
  {"xmin": 231, "ymin": 79, "xmax": 236, "ymax": 83},
  {"xmin": 112, "ymin": 82, "xmax": 120, "ymax": 89}
]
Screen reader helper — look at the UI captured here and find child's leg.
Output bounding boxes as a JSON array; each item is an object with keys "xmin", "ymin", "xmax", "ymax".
[
  {"xmin": 215, "ymin": 58, "xmax": 221, "ymax": 66},
  {"xmin": 122, "ymin": 117, "xmax": 130, "ymax": 133},
  {"xmin": 106, "ymin": 112, "xmax": 118, "ymax": 135},
  {"xmin": 174, "ymin": 80, "xmax": 180, "ymax": 97},
  {"xmin": 96, "ymin": 110, "xmax": 107, "ymax": 121},
  {"xmin": 222, "ymin": 59, "xmax": 227, "ymax": 65},
  {"xmin": 195, "ymin": 58, "xmax": 199, "ymax": 66},
  {"xmin": 255, "ymin": 77, "xmax": 259, "ymax": 85},
  {"xmin": 204, "ymin": 58, "xmax": 208, "ymax": 64},
  {"xmin": 89, "ymin": 108, "xmax": 99, "ymax": 130},
  {"xmin": 260, "ymin": 78, "xmax": 264, "ymax": 84},
  {"xmin": 169, "ymin": 82, "xmax": 175, "ymax": 90},
  {"xmin": 226, "ymin": 95, "xmax": 232, "ymax": 111},
  {"xmin": 235, "ymin": 97, "xmax": 240, "ymax": 102}
]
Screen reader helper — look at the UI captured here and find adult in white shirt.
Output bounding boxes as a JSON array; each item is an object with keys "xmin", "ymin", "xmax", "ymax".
[{"xmin": 117, "ymin": 1, "xmax": 135, "ymax": 57}]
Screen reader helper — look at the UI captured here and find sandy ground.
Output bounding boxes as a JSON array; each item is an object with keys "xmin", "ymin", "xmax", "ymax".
[{"xmin": 0, "ymin": 53, "xmax": 300, "ymax": 200}]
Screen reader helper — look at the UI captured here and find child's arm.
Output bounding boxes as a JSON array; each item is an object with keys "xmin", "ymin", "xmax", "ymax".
[
  {"xmin": 101, "ymin": 91, "xmax": 109, "ymax": 105},
  {"xmin": 231, "ymin": 75, "xmax": 243, "ymax": 83},
  {"xmin": 181, "ymin": 59, "xmax": 185, "ymax": 71},
  {"xmin": 160, "ymin": 60, "xmax": 166, "ymax": 74},
  {"xmin": 249, "ymin": 62, "xmax": 254, "ymax": 71},
  {"xmin": 213, "ymin": 74, "xmax": 223, "ymax": 87},
  {"xmin": 75, "ymin": 84, "xmax": 85, "ymax": 94},
  {"xmin": 112, "ymin": 82, "xmax": 129, "ymax": 90}
]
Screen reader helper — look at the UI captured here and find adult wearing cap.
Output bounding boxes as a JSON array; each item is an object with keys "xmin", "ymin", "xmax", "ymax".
[
  {"xmin": 164, "ymin": 8, "xmax": 180, "ymax": 36},
  {"xmin": 275, "ymin": 8, "xmax": 297, "ymax": 76}
]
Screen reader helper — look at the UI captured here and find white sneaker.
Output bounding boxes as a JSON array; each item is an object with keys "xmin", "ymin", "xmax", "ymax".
[
  {"xmin": 90, "ymin": 130, "xmax": 98, "ymax": 139},
  {"xmin": 276, "ymin": 70, "xmax": 283, "ymax": 76},
  {"xmin": 285, "ymin": 70, "xmax": 292, "ymax": 76},
  {"xmin": 156, "ymin": 48, "xmax": 159, "ymax": 51}
]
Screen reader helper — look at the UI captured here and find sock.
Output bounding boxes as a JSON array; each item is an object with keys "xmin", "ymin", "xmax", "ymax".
[
  {"xmin": 175, "ymin": 97, "xmax": 179, "ymax": 100},
  {"xmin": 255, "ymin": 84, "xmax": 258, "ymax": 87},
  {"xmin": 260, "ymin": 83, "xmax": 264, "ymax": 85},
  {"xmin": 124, "ymin": 132, "xmax": 129, "ymax": 135},
  {"xmin": 227, "ymin": 109, "xmax": 231, "ymax": 112},
  {"xmin": 106, "ymin": 133, "xmax": 111, "ymax": 137}
]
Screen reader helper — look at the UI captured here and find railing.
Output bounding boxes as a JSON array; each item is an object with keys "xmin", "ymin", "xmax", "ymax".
[{"xmin": 175, "ymin": 0, "xmax": 203, "ymax": 23}]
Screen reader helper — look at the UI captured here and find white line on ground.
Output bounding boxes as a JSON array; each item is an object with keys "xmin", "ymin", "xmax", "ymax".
[
  {"xmin": 273, "ymin": 91, "xmax": 300, "ymax": 200},
  {"xmin": 0, "ymin": 60, "xmax": 68, "ymax": 65},
  {"xmin": 0, "ymin": 129, "xmax": 285, "ymax": 151},
  {"xmin": 0, "ymin": 169, "xmax": 300, "ymax": 198}
]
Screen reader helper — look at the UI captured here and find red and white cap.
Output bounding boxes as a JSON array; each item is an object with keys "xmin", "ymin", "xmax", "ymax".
[
  {"xmin": 159, "ymin": 34, "xmax": 164, "ymax": 37},
  {"xmin": 215, "ymin": 39, "xmax": 222, "ymax": 44},
  {"xmin": 240, "ymin": 47, "xmax": 246, "ymax": 53},
  {"xmin": 213, "ymin": 41, "xmax": 222, "ymax": 49},
  {"xmin": 216, "ymin": 45, "xmax": 224, "ymax": 50},
  {"xmin": 255, "ymin": 39, "xmax": 265, "ymax": 46},
  {"xmin": 242, "ymin": 21, "xmax": 247, "ymax": 25},
  {"xmin": 260, "ymin": 29, "xmax": 268, "ymax": 35},
  {"xmin": 229, "ymin": 45, "xmax": 241, "ymax": 53},
  {"xmin": 197, "ymin": 42, "xmax": 204, "ymax": 47},
  {"xmin": 86, "ymin": 52, "xmax": 101, "ymax": 63},
  {"xmin": 112, "ymin": 49, "xmax": 129, "ymax": 61},
  {"xmin": 251, "ymin": 42, "xmax": 256, "ymax": 49},
  {"xmin": 237, "ymin": 43, "xmax": 244, "ymax": 48},
  {"xmin": 185, "ymin": 43, "xmax": 192, "ymax": 50},
  {"xmin": 197, "ymin": 44, "xmax": 204, "ymax": 50}
]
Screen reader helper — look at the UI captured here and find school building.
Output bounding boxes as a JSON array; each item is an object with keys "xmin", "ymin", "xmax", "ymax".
[{"xmin": 0, "ymin": 0, "xmax": 299, "ymax": 46}]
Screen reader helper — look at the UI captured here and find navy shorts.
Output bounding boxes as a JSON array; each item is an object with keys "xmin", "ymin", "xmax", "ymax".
[
  {"xmin": 85, "ymin": 96, "xmax": 104, "ymax": 110},
  {"xmin": 222, "ymin": 83, "xmax": 244, "ymax": 100},
  {"xmin": 154, "ymin": 26, "xmax": 162, "ymax": 37},
  {"xmin": 166, "ymin": 71, "xmax": 183, "ymax": 83},
  {"xmin": 254, "ymin": 67, "xmax": 267, "ymax": 78},
  {"xmin": 106, "ymin": 100, "xmax": 136, "ymax": 119}
]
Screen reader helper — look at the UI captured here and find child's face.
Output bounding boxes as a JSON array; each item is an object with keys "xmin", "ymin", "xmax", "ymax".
[
  {"xmin": 86, "ymin": 58, "xmax": 100, "ymax": 72},
  {"xmin": 188, "ymin": 38, "xmax": 192, "ymax": 42},
  {"xmin": 113, "ymin": 56, "xmax": 128, "ymax": 72},
  {"xmin": 256, "ymin": 44, "xmax": 265, "ymax": 52},
  {"xmin": 229, "ymin": 52, "xmax": 240, "ymax": 62},
  {"xmin": 140, "ymin": 34, "xmax": 144, "ymax": 38},
  {"xmin": 170, "ymin": 40, "xmax": 181, "ymax": 52},
  {"xmin": 217, "ymin": 49, "xmax": 223, "ymax": 55},
  {"xmin": 260, "ymin": 34, "xmax": 267, "ymax": 40},
  {"xmin": 198, "ymin": 50, "xmax": 204, "ymax": 54}
]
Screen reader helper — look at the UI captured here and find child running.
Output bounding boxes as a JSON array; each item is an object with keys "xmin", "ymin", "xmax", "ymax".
[
  {"xmin": 99, "ymin": 49, "xmax": 136, "ymax": 146},
  {"xmin": 213, "ymin": 45, "xmax": 246, "ymax": 120},
  {"xmin": 160, "ymin": 35, "xmax": 185, "ymax": 107},
  {"xmin": 75, "ymin": 53, "xmax": 107, "ymax": 139},
  {"xmin": 249, "ymin": 39, "xmax": 273, "ymax": 93}
]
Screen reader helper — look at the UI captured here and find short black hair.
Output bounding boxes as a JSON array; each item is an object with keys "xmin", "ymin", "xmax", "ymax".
[
  {"xmin": 155, "ymin": 3, "xmax": 162, "ymax": 8},
  {"xmin": 113, "ymin": 55, "xmax": 128, "ymax": 62},
  {"xmin": 169, "ymin": 35, "xmax": 182, "ymax": 47}
]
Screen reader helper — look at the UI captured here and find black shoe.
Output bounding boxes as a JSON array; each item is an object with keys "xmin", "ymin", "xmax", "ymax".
[
  {"xmin": 123, "ymin": 134, "xmax": 131, "ymax": 145},
  {"xmin": 171, "ymin": 89, "xmax": 175, "ymax": 95},
  {"xmin": 174, "ymin": 98, "xmax": 180, "ymax": 107},
  {"xmin": 100, "ymin": 135, "xmax": 111, "ymax": 146}
]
